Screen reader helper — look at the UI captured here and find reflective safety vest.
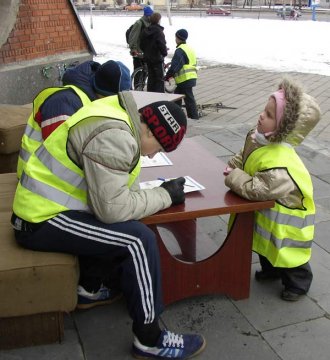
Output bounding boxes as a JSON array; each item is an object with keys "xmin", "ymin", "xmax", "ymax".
[
  {"xmin": 13, "ymin": 96, "xmax": 141, "ymax": 223},
  {"xmin": 245, "ymin": 144, "xmax": 315, "ymax": 268},
  {"xmin": 17, "ymin": 85, "xmax": 91, "ymax": 179},
  {"xmin": 174, "ymin": 44, "xmax": 197, "ymax": 84}
]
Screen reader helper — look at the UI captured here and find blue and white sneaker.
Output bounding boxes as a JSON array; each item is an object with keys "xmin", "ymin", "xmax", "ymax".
[
  {"xmin": 76, "ymin": 284, "xmax": 121, "ymax": 310},
  {"xmin": 132, "ymin": 329, "xmax": 206, "ymax": 359}
]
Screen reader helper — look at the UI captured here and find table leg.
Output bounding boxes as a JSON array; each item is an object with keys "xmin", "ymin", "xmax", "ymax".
[{"xmin": 148, "ymin": 211, "xmax": 254, "ymax": 305}]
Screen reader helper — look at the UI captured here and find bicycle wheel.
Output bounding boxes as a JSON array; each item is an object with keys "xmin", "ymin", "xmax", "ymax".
[{"xmin": 131, "ymin": 67, "xmax": 148, "ymax": 91}]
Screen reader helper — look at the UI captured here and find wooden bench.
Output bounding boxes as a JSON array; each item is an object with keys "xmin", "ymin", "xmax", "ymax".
[
  {"xmin": 0, "ymin": 173, "xmax": 79, "ymax": 350},
  {"xmin": 0, "ymin": 103, "xmax": 80, "ymax": 350}
]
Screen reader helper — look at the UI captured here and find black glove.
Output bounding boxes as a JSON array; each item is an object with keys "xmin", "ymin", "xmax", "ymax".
[{"xmin": 160, "ymin": 177, "xmax": 186, "ymax": 205}]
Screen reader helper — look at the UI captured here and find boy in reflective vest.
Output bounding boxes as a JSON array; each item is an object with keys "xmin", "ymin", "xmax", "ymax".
[
  {"xmin": 17, "ymin": 59, "xmax": 132, "ymax": 310},
  {"xmin": 164, "ymin": 29, "xmax": 199, "ymax": 120},
  {"xmin": 224, "ymin": 78, "xmax": 321, "ymax": 301},
  {"xmin": 12, "ymin": 93, "xmax": 206, "ymax": 359},
  {"xmin": 18, "ymin": 60, "xmax": 131, "ymax": 178}
]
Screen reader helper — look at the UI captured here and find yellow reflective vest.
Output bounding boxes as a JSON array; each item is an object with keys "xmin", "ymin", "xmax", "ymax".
[
  {"xmin": 17, "ymin": 85, "xmax": 91, "ymax": 179},
  {"xmin": 245, "ymin": 144, "xmax": 315, "ymax": 268},
  {"xmin": 174, "ymin": 44, "xmax": 197, "ymax": 84},
  {"xmin": 13, "ymin": 96, "xmax": 141, "ymax": 223}
]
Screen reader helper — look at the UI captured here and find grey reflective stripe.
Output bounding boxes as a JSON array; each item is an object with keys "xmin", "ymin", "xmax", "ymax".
[
  {"xmin": 19, "ymin": 147, "xmax": 31, "ymax": 163},
  {"xmin": 258, "ymin": 208, "xmax": 315, "ymax": 229},
  {"xmin": 25, "ymin": 123, "xmax": 43, "ymax": 142},
  {"xmin": 35, "ymin": 145, "xmax": 87, "ymax": 191},
  {"xmin": 178, "ymin": 68, "xmax": 197, "ymax": 76},
  {"xmin": 20, "ymin": 172, "xmax": 89, "ymax": 211},
  {"xmin": 255, "ymin": 222, "xmax": 313, "ymax": 250}
]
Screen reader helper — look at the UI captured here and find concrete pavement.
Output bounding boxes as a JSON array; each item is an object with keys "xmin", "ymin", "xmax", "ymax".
[{"xmin": 1, "ymin": 65, "xmax": 330, "ymax": 360}]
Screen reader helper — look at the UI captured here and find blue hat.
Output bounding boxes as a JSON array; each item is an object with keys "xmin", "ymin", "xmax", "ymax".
[
  {"xmin": 144, "ymin": 6, "xmax": 153, "ymax": 16},
  {"xmin": 92, "ymin": 60, "xmax": 131, "ymax": 96},
  {"xmin": 175, "ymin": 29, "xmax": 188, "ymax": 41}
]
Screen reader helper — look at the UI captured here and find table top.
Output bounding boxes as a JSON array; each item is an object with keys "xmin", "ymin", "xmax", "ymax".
[
  {"xmin": 140, "ymin": 138, "xmax": 274, "ymax": 225},
  {"xmin": 130, "ymin": 91, "xmax": 184, "ymax": 109}
]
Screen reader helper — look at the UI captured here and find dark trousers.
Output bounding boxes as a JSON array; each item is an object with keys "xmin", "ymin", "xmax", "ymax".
[
  {"xmin": 259, "ymin": 254, "xmax": 313, "ymax": 294},
  {"xmin": 147, "ymin": 62, "xmax": 165, "ymax": 93},
  {"xmin": 133, "ymin": 56, "xmax": 144, "ymax": 71},
  {"xmin": 14, "ymin": 210, "xmax": 164, "ymax": 325},
  {"xmin": 175, "ymin": 84, "xmax": 199, "ymax": 120}
]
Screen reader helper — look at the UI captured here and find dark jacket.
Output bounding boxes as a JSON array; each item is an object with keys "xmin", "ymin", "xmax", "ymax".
[
  {"xmin": 140, "ymin": 24, "xmax": 167, "ymax": 64},
  {"xmin": 39, "ymin": 61, "xmax": 100, "ymax": 139}
]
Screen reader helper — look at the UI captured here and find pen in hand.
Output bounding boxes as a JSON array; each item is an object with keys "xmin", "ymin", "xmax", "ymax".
[{"xmin": 157, "ymin": 177, "xmax": 193, "ymax": 187}]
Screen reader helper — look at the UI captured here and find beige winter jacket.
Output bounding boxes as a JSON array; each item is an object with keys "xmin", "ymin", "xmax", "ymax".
[
  {"xmin": 67, "ymin": 91, "xmax": 172, "ymax": 224},
  {"xmin": 225, "ymin": 93, "xmax": 321, "ymax": 207}
]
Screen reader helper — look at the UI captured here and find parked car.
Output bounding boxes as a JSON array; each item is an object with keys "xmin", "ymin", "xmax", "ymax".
[
  {"xmin": 124, "ymin": 3, "xmax": 144, "ymax": 11},
  {"xmin": 275, "ymin": 6, "xmax": 301, "ymax": 18},
  {"xmin": 206, "ymin": 7, "xmax": 231, "ymax": 16}
]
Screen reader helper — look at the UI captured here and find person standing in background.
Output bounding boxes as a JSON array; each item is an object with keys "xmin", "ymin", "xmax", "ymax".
[
  {"xmin": 140, "ymin": 12, "xmax": 168, "ymax": 93},
  {"xmin": 128, "ymin": 5, "xmax": 154, "ymax": 85}
]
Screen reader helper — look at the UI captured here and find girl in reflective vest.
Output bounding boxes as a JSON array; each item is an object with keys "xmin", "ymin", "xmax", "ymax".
[{"xmin": 224, "ymin": 78, "xmax": 321, "ymax": 301}]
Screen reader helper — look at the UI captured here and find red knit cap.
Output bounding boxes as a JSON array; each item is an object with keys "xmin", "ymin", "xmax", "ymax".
[{"xmin": 140, "ymin": 101, "xmax": 187, "ymax": 152}]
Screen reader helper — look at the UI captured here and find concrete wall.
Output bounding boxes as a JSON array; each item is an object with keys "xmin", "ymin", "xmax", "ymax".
[{"xmin": 0, "ymin": 0, "xmax": 93, "ymax": 104}]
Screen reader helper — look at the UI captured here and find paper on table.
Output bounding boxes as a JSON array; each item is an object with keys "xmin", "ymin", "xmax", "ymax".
[
  {"xmin": 141, "ymin": 153, "xmax": 173, "ymax": 168},
  {"xmin": 140, "ymin": 175, "xmax": 205, "ymax": 193}
]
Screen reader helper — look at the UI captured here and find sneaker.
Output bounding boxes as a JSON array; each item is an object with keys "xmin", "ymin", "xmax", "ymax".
[
  {"xmin": 132, "ymin": 329, "xmax": 206, "ymax": 359},
  {"xmin": 76, "ymin": 284, "xmax": 121, "ymax": 310},
  {"xmin": 255, "ymin": 270, "xmax": 281, "ymax": 281},
  {"xmin": 281, "ymin": 289, "xmax": 303, "ymax": 302}
]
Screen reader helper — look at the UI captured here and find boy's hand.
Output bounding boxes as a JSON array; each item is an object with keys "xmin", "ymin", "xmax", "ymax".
[{"xmin": 160, "ymin": 177, "xmax": 186, "ymax": 205}]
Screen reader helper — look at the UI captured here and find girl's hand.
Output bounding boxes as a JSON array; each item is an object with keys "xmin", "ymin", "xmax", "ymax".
[{"xmin": 223, "ymin": 166, "xmax": 233, "ymax": 176}]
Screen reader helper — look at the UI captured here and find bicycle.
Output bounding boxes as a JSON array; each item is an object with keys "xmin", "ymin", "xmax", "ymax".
[{"xmin": 130, "ymin": 60, "xmax": 174, "ymax": 92}]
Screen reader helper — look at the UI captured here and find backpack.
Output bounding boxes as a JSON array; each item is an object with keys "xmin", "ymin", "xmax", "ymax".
[
  {"xmin": 126, "ymin": 19, "xmax": 145, "ymax": 45},
  {"xmin": 125, "ymin": 24, "xmax": 134, "ymax": 44}
]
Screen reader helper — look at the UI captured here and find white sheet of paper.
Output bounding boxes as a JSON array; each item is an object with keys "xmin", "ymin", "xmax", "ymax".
[
  {"xmin": 141, "ymin": 153, "xmax": 173, "ymax": 168},
  {"xmin": 140, "ymin": 175, "xmax": 205, "ymax": 193}
]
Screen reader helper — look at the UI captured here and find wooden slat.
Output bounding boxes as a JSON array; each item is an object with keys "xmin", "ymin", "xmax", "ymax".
[{"xmin": 0, "ymin": 312, "xmax": 64, "ymax": 350}]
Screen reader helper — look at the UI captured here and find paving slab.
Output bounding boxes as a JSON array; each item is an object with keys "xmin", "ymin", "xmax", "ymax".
[
  {"xmin": 234, "ymin": 264, "xmax": 325, "ymax": 333},
  {"xmin": 262, "ymin": 317, "xmax": 330, "ymax": 360},
  {"xmin": 163, "ymin": 296, "xmax": 281, "ymax": 360}
]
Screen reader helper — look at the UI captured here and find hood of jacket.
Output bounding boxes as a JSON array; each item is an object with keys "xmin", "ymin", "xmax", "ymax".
[
  {"xmin": 284, "ymin": 93, "xmax": 321, "ymax": 146},
  {"xmin": 269, "ymin": 78, "xmax": 321, "ymax": 147},
  {"xmin": 62, "ymin": 61, "xmax": 100, "ymax": 101},
  {"xmin": 142, "ymin": 23, "xmax": 164, "ymax": 38}
]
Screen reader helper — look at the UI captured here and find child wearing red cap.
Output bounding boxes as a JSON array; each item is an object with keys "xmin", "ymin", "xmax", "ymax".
[
  {"xmin": 12, "ymin": 91, "xmax": 206, "ymax": 359},
  {"xmin": 224, "ymin": 78, "xmax": 321, "ymax": 301}
]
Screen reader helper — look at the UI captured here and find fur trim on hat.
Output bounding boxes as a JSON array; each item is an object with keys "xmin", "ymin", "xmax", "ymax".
[
  {"xmin": 268, "ymin": 78, "xmax": 302, "ymax": 143},
  {"xmin": 268, "ymin": 77, "xmax": 321, "ymax": 146}
]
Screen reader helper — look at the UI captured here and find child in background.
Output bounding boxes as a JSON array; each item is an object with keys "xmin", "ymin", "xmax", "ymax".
[
  {"xmin": 224, "ymin": 78, "xmax": 321, "ymax": 301},
  {"xmin": 164, "ymin": 29, "xmax": 199, "ymax": 120}
]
